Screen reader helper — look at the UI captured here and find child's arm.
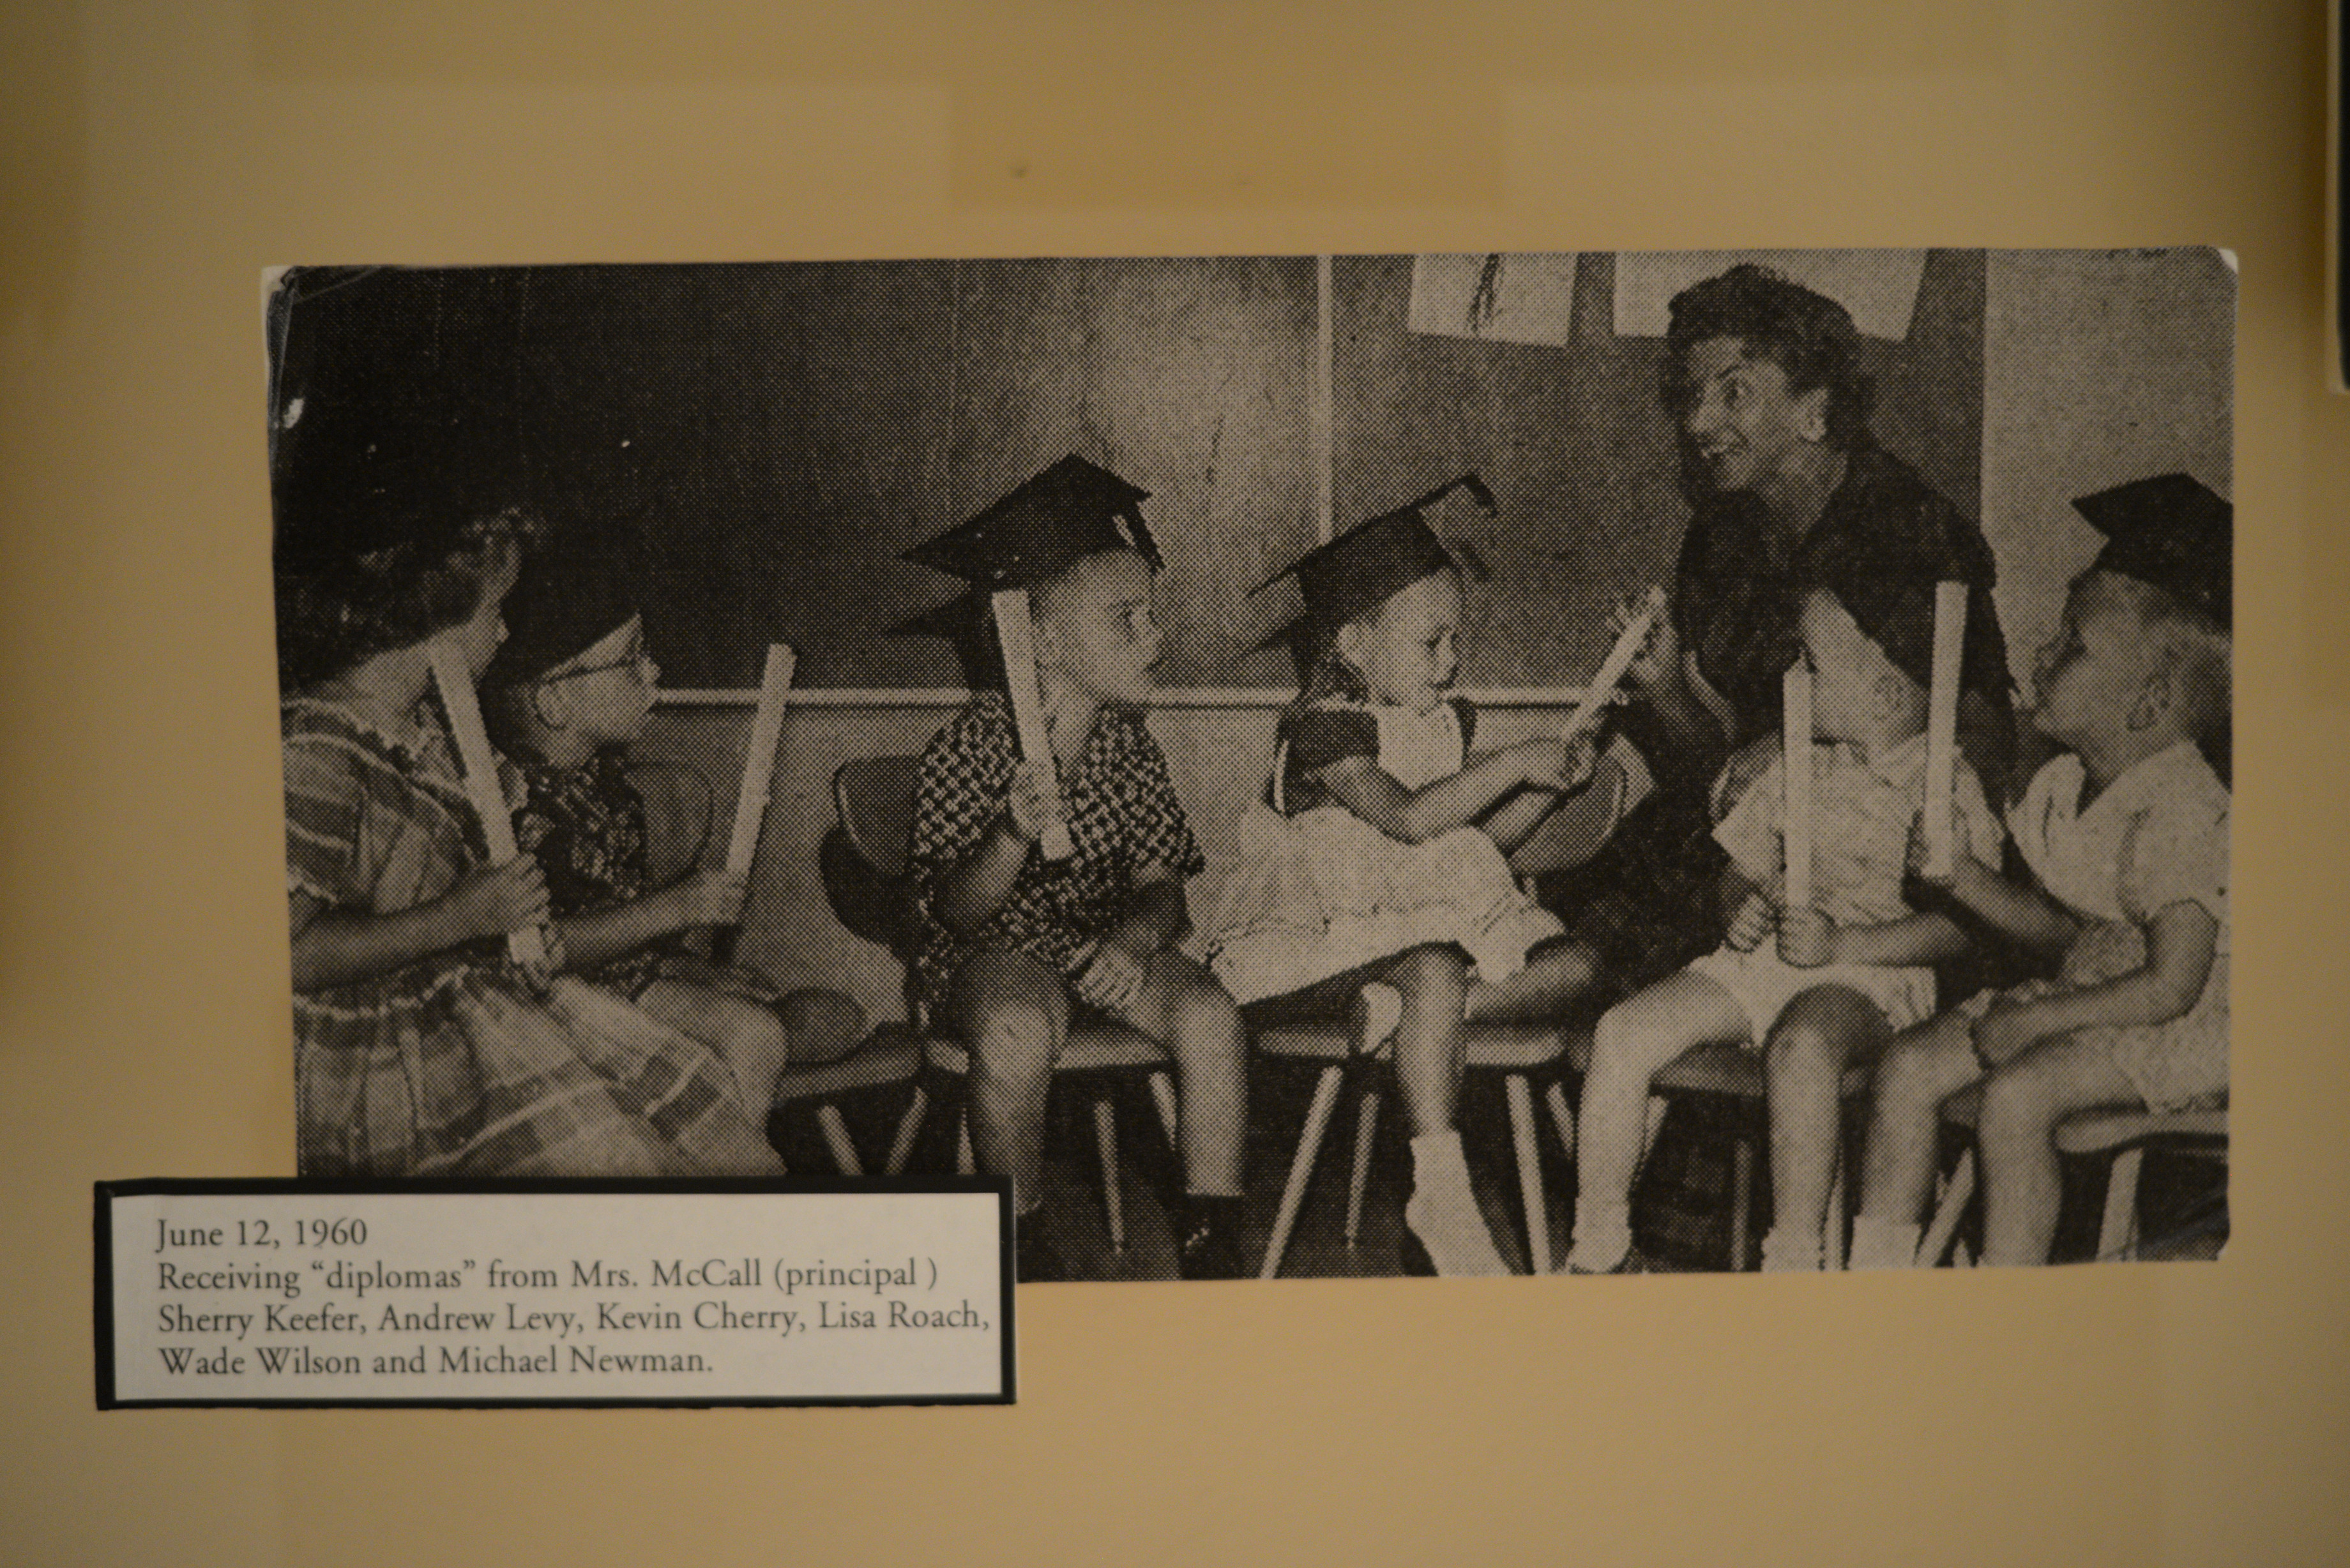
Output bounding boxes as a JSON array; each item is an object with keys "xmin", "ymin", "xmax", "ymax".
[
  {"xmin": 1778, "ymin": 907, "xmax": 1969, "ymax": 970},
  {"xmin": 1924, "ymin": 852, "xmax": 2081, "ymax": 952},
  {"xmin": 1070, "ymin": 866, "xmax": 1189, "ymax": 1016},
  {"xmin": 287, "ymin": 861, "xmax": 550, "ymax": 992},
  {"xmin": 1315, "ymin": 737, "xmax": 1591, "ymax": 847},
  {"xmin": 932, "ymin": 760, "xmax": 1055, "ymax": 937},
  {"xmin": 1474, "ymin": 734, "xmax": 1600, "ymax": 852},
  {"xmin": 1971, "ymin": 900, "xmax": 2219, "ymax": 1064},
  {"xmin": 552, "ymin": 868, "xmax": 750, "ymax": 970}
]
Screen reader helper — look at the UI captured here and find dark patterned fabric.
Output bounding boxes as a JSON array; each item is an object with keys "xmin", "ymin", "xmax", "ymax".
[
  {"xmin": 513, "ymin": 749, "xmax": 671, "ymax": 1000},
  {"xmin": 909, "ymin": 693, "xmax": 1204, "ymax": 1006},
  {"xmin": 1550, "ymin": 443, "xmax": 2014, "ymax": 1002},
  {"xmin": 1273, "ymin": 652, "xmax": 1476, "ymax": 815},
  {"xmin": 284, "ymin": 697, "xmax": 780, "ymax": 1179}
]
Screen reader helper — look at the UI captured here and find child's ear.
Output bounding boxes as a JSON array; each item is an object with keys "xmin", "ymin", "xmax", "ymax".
[
  {"xmin": 1334, "ymin": 620, "xmax": 1365, "ymax": 663},
  {"xmin": 1796, "ymin": 385, "xmax": 1831, "ymax": 445},
  {"xmin": 2127, "ymin": 661, "xmax": 2176, "ymax": 734}
]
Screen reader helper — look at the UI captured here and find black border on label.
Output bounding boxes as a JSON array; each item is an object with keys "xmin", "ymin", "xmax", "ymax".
[{"xmin": 96, "ymin": 1177, "xmax": 1015, "ymax": 1410}]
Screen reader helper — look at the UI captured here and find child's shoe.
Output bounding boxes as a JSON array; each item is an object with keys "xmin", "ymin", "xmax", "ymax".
[
  {"xmin": 1402, "ymin": 1130, "xmax": 1512, "ymax": 1277},
  {"xmin": 1175, "ymin": 1194, "xmax": 1247, "ymax": 1280}
]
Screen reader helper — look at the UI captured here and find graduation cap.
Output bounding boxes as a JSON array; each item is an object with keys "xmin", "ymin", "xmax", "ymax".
[
  {"xmin": 2072, "ymin": 473, "xmax": 2233, "ymax": 632},
  {"xmin": 1251, "ymin": 475, "xmax": 1495, "ymax": 640},
  {"xmin": 482, "ymin": 526, "xmax": 645, "ymax": 693},
  {"xmin": 886, "ymin": 590, "xmax": 1007, "ymax": 690},
  {"xmin": 902, "ymin": 455, "xmax": 1162, "ymax": 592}
]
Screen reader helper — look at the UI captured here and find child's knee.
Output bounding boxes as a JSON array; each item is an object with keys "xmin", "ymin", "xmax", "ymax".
[
  {"xmin": 1764, "ymin": 1011, "xmax": 1849, "ymax": 1082},
  {"xmin": 1979, "ymin": 1067, "xmax": 2061, "ymax": 1150},
  {"xmin": 776, "ymin": 988, "xmax": 867, "ymax": 1065},
  {"xmin": 964, "ymin": 991, "xmax": 1061, "ymax": 1080},
  {"xmin": 1392, "ymin": 944, "xmax": 1469, "ymax": 996}
]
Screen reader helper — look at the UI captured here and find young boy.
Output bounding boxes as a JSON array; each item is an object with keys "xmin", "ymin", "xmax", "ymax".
[
  {"xmin": 1851, "ymin": 474, "xmax": 2230, "ymax": 1269},
  {"xmin": 484, "ymin": 532, "xmax": 867, "ymax": 1119},
  {"xmin": 904, "ymin": 456, "xmax": 1248, "ymax": 1282},
  {"xmin": 1562, "ymin": 566, "xmax": 2002, "ymax": 1274}
]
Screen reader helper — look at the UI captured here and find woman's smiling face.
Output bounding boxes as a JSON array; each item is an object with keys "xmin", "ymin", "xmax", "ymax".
[{"xmin": 1674, "ymin": 335, "xmax": 1828, "ymax": 495}]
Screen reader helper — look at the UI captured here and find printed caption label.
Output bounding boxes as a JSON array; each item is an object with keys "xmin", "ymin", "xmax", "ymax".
[{"xmin": 97, "ymin": 1180, "xmax": 1012, "ymax": 1407}]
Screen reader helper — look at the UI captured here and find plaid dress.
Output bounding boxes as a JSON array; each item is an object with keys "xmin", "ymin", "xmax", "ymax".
[
  {"xmin": 909, "ymin": 693, "xmax": 1204, "ymax": 1008},
  {"xmin": 284, "ymin": 697, "xmax": 782, "ymax": 1177}
]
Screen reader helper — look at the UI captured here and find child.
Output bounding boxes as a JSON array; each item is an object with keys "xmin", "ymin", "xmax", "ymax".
[
  {"xmin": 1851, "ymin": 474, "xmax": 2231, "ymax": 1269},
  {"xmin": 1208, "ymin": 481, "xmax": 1601, "ymax": 1276},
  {"xmin": 275, "ymin": 428, "xmax": 784, "ymax": 1178},
  {"xmin": 903, "ymin": 456, "xmax": 1250, "ymax": 1282},
  {"xmin": 1560, "ymin": 568, "xmax": 2001, "ymax": 1274},
  {"xmin": 482, "ymin": 533, "xmax": 868, "ymax": 1119}
]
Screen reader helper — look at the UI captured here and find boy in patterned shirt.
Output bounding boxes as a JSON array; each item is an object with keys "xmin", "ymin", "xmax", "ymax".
[{"xmin": 904, "ymin": 457, "xmax": 1247, "ymax": 1281}]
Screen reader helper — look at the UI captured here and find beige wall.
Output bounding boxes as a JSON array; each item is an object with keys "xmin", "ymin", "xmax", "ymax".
[{"xmin": 6, "ymin": 3, "xmax": 2346, "ymax": 1565}]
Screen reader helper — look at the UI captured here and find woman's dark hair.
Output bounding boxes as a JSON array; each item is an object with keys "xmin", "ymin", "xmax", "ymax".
[
  {"xmin": 275, "ymin": 506, "xmax": 546, "ymax": 693},
  {"xmin": 1661, "ymin": 263, "xmax": 1877, "ymax": 450}
]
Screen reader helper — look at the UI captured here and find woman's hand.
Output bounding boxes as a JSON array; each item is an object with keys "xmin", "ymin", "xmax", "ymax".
[
  {"xmin": 1615, "ymin": 589, "xmax": 1681, "ymax": 692},
  {"xmin": 1711, "ymin": 733, "xmax": 1782, "ymax": 823},
  {"xmin": 1510, "ymin": 736, "xmax": 1596, "ymax": 792},
  {"xmin": 443, "ymin": 858, "xmax": 551, "ymax": 943}
]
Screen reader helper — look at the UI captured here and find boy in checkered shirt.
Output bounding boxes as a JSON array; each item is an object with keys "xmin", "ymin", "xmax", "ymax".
[{"xmin": 903, "ymin": 458, "xmax": 1248, "ymax": 1282}]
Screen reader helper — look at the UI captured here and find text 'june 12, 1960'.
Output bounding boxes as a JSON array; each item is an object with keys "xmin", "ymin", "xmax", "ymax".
[{"xmin": 98, "ymin": 1182, "xmax": 1012, "ymax": 1406}]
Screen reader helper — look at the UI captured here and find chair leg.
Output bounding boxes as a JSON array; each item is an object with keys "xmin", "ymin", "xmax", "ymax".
[
  {"xmin": 1506, "ymin": 1074, "xmax": 1549, "ymax": 1276},
  {"xmin": 1729, "ymin": 1138, "xmax": 1755, "ymax": 1272},
  {"xmin": 816, "ymin": 1103, "xmax": 864, "ymax": 1176},
  {"xmin": 1093, "ymin": 1097, "xmax": 1125, "ymax": 1252},
  {"xmin": 1917, "ymin": 1149, "xmax": 1976, "ymax": 1267},
  {"xmin": 1259, "ymin": 1065, "xmax": 1345, "ymax": 1280},
  {"xmin": 1824, "ymin": 1152, "xmax": 1848, "ymax": 1272},
  {"xmin": 1345, "ymin": 1087, "xmax": 1381, "ymax": 1246},
  {"xmin": 1147, "ymin": 1069, "xmax": 1180, "ymax": 1149},
  {"xmin": 1544, "ymin": 1080, "xmax": 1576, "ymax": 1165},
  {"xmin": 2098, "ymin": 1146, "xmax": 2146, "ymax": 1261},
  {"xmin": 883, "ymin": 1085, "xmax": 930, "ymax": 1177},
  {"xmin": 957, "ymin": 1114, "xmax": 976, "ymax": 1178}
]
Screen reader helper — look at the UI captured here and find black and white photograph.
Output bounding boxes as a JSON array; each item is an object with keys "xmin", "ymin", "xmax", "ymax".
[{"xmin": 266, "ymin": 248, "xmax": 2233, "ymax": 1282}]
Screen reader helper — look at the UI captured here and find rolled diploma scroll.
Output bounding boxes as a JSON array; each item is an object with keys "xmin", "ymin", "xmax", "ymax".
[
  {"xmin": 1921, "ymin": 581, "xmax": 1968, "ymax": 880},
  {"xmin": 725, "ymin": 644, "xmax": 797, "ymax": 877},
  {"xmin": 428, "ymin": 638, "xmax": 552, "ymax": 974},
  {"xmin": 1782, "ymin": 661, "xmax": 1813, "ymax": 914},
  {"xmin": 991, "ymin": 588, "xmax": 1075, "ymax": 861},
  {"xmin": 1562, "ymin": 586, "xmax": 1667, "ymax": 748}
]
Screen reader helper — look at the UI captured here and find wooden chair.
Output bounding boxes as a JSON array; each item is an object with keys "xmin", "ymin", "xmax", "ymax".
[
  {"xmin": 632, "ymin": 758, "xmax": 923, "ymax": 1176},
  {"xmin": 1255, "ymin": 1017, "xmax": 1576, "ymax": 1278},
  {"xmin": 1563, "ymin": 1035, "xmax": 1872, "ymax": 1272},
  {"xmin": 825, "ymin": 757, "xmax": 1181, "ymax": 1253},
  {"xmin": 1916, "ymin": 1087, "xmax": 2229, "ymax": 1265}
]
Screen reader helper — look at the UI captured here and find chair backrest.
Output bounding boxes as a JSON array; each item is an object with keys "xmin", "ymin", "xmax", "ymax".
[
  {"xmin": 625, "ymin": 759, "xmax": 714, "ymax": 885},
  {"xmin": 821, "ymin": 757, "xmax": 925, "ymax": 956},
  {"xmin": 833, "ymin": 757, "xmax": 921, "ymax": 880}
]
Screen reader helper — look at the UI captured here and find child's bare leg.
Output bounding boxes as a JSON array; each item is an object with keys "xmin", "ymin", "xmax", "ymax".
[
  {"xmin": 1850, "ymin": 1013, "xmax": 1982, "ymax": 1266},
  {"xmin": 1465, "ymin": 940, "xmax": 1601, "ymax": 1024},
  {"xmin": 1566, "ymin": 970, "xmax": 1747, "ymax": 1272},
  {"xmin": 1387, "ymin": 945, "xmax": 1471, "ymax": 1138},
  {"xmin": 1760, "ymin": 986, "xmax": 1888, "ymax": 1271},
  {"xmin": 945, "ymin": 951, "xmax": 1069, "ymax": 1211},
  {"xmin": 1976, "ymin": 1034, "xmax": 2139, "ymax": 1267},
  {"xmin": 1118, "ymin": 949, "xmax": 1247, "ymax": 1196},
  {"xmin": 637, "ymin": 979, "xmax": 792, "ymax": 1112}
]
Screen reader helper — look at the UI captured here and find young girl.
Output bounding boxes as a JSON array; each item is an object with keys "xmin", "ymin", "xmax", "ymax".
[
  {"xmin": 1851, "ymin": 474, "xmax": 2231, "ymax": 1268},
  {"xmin": 1209, "ymin": 490, "xmax": 1599, "ymax": 1276},
  {"xmin": 904, "ymin": 456, "xmax": 1250, "ymax": 1283},
  {"xmin": 1559, "ymin": 578, "xmax": 2000, "ymax": 1275},
  {"xmin": 483, "ymin": 535, "xmax": 867, "ymax": 1119},
  {"xmin": 277, "ymin": 444, "xmax": 784, "ymax": 1179}
]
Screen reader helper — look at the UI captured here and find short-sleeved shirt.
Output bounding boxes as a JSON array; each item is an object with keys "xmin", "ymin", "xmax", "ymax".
[
  {"xmin": 2010, "ymin": 741, "xmax": 2230, "ymax": 949},
  {"xmin": 909, "ymin": 693, "xmax": 1205, "ymax": 1005},
  {"xmin": 513, "ymin": 749, "xmax": 678, "ymax": 999},
  {"xmin": 1715, "ymin": 730, "xmax": 2003, "ymax": 930},
  {"xmin": 1274, "ymin": 654, "xmax": 1476, "ymax": 814}
]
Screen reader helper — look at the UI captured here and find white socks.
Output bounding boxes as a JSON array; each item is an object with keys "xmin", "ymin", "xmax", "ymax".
[
  {"xmin": 1761, "ymin": 1226, "xmax": 1823, "ymax": 1273},
  {"xmin": 1845, "ymin": 1216, "xmax": 1922, "ymax": 1270},
  {"xmin": 1406, "ymin": 1129, "xmax": 1510, "ymax": 1277},
  {"xmin": 1563, "ymin": 1195, "xmax": 1634, "ymax": 1275}
]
